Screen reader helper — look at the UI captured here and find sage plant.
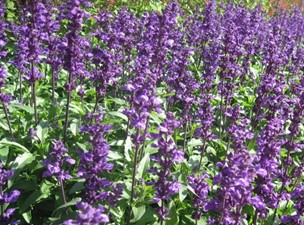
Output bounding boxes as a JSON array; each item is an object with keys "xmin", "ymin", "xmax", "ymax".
[
  {"xmin": 59, "ymin": 0, "xmax": 91, "ymax": 142},
  {"xmin": 0, "ymin": 2, "xmax": 14, "ymax": 140},
  {"xmin": 42, "ymin": 140, "xmax": 75, "ymax": 204},
  {"xmin": 78, "ymin": 110, "xmax": 123, "ymax": 218},
  {"xmin": 149, "ymin": 112, "xmax": 184, "ymax": 224},
  {"xmin": 15, "ymin": 0, "xmax": 51, "ymax": 124}
]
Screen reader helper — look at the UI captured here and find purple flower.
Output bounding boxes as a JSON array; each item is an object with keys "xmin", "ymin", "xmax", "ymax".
[
  {"xmin": 149, "ymin": 112, "xmax": 183, "ymax": 220},
  {"xmin": 14, "ymin": 0, "xmax": 52, "ymax": 82},
  {"xmin": 188, "ymin": 173, "xmax": 210, "ymax": 220},
  {"xmin": 42, "ymin": 140, "xmax": 75, "ymax": 180},
  {"xmin": 0, "ymin": 163, "xmax": 20, "ymax": 224},
  {"xmin": 204, "ymin": 116, "xmax": 258, "ymax": 224},
  {"xmin": 64, "ymin": 202, "xmax": 109, "ymax": 225},
  {"xmin": 78, "ymin": 110, "xmax": 123, "ymax": 206},
  {"xmin": 0, "ymin": 0, "xmax": 8, "ymax": 58},
  {"xmin": 280, "ymin": 184, "xmax": 304, "ymax": 225},
  {"xmin": 59, "ymin": 0, "xmax": 91, "ymax": 85}
]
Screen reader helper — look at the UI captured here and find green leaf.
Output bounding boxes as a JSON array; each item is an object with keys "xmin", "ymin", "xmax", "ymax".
[
  {"xmin": 0, "ymin": 140, "xmax": 29, "ymax": 153},
  {"xmin": 109, "ymin": 140, "xmax": 125, "ymax": 146},
  {"xmin": 12, "ymin": 104, "xmax": 34, "ymax": 114},
  {"xmin": 150, "ymin": 111, "xmax": 164, "ymax": 125},
  {"xmin": 167, "ymin": 201, "xmax": 179, "ymax": 225},
  {"xmin": 76, "ymin": 142, "xmax": 87, "ymax": 151},
  {"xmin": 52, "ymin": 198, "xmax": 81, "ymax": 215},
  {"xmin": 69, "ymin": 180, "xmax": 85, "ymax": 194},
  {"xmin": 10, "ymin": 152, "xmax": 35, "ymax": 170},
  {"xmin": 206, "ymin": 146, "xmax": 216, "ymax": 156},
  {"xmin": 179, "ymin": 184, "xmax": 188, "ymax": 202},
  {"xmin": 106, "ymin": 98, "xmax": 127, "ymax": 106},
  {"xmin": 22, "ymin": 211, "xmax": 32, "ymax": 224},
  {"xmin": 188, "ymin": 138, "xmax": 203, "ymax": 147},
  {"xmin": 70, "ymin": 123, "xmax": 78, "ymax": 136},
  {"xmin": 12, "ymin": 180, "xmax": 37, "ymax": 192},
  {"xmin": 36, "ymin": 124, "xmax": 49, "ymax": 143},
  {"xmin": 0, "ymin": 146, "xmax": 9, "ymax": 164},
  {"xmin": 69, "ymin": 103, "xmax": 85, "ymax": 114},
  {"xmin": 108, "ymin": 111, "xmax": 128, "ymax": 121},
  {"xmin": 108, "ymin": 150, "xmax": 124, "ymax": 160},
  {"xmin": 20, "ymin": 188, "xmax": 51, "ymax": 213},
  {"xmin": 8, "ymin": 152, "xmax": 35, "ymax": 188},
  {"xmin": 0, "ymin": 121, "xmax": 9, "ymax": 131},
  {"xmin": 197, "ymin": 217, "xmax": 207, "ymax": 225},
  {"xmin": 130, "ymin": 205, "xmax": 146, "ymax": 223},
  {"xmin": 124, "ymin": 136, "xmax": 132, "ymax": 162},
  {"xmin": 136, "ymin": 153, "xmax": 150, "ymax": 179}
]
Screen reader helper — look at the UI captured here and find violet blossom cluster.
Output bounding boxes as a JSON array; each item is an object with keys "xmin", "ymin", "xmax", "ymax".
[
  {"xmin": 0, "ymin": 163, "xmax": 20, "ymax": 225},
  {"xmin": 64, "ymin": 202, "xmax": 109, "ymax": 225},
  {"xmin": 0, "ymin": 1, "xmax": 11, "ymax": 104},
  {"xmin": 253, "ymin": 117, "xmax": 286, "ymax": 218},
  {"xmin": 59, "ymin": 0, "xmax": 91, "ymax": 91},
  {"xmin": 0, "ymin": 0, "xmax": 7, "ymax": 60},
  {"xmin": 203, "ymin": 108, "xmax": 263, "ymax": 225},
  {"xmin": 42, "ymin": 140, "xmax": 75, "ymax": 180},
  {"xmin": 14, "ymin": 0, "xmax": 51, "ymax": 82},
  {"xmin": 281, "ymin": 183, "xmax": 304, "ymax": 225},
  {"xmin": 148, "ymin": 112, "xmax": 184, "ymax": 220},
  {"xmin": 187, "ymin": 173, "xmax": 210, "ymax": 221},
  {"xmin": 78, "ymin": 110, "xmax": 123, "ymax": 207},
  {"xmin": 90, "ymin": 8, "xmax": 139, "ymax": 97}
]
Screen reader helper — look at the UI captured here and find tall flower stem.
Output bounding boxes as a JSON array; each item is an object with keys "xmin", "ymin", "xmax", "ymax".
[
  {"xmin": 0, "ymin": 186, "xmax": 3, "ymax": 216},
  {"xmin": 218, "ymin": 86, "xmax": 224, "ymax": 135},
  {"xmin": 197, "ymin": 140, "xmax": 206, "ymax": 172},
  {"xmin": 19, "ymin": 72, "xmax": 22, "ymax": 103},
  {"xmin": 63, "ymin": 72, "xmax": 72, "ymax": 143},
  {"xmin": 160, "ymin": 200, "xmax": 165, "ymax": 225},
  {"xmin": 253, "ymin": 211, "xmax": 258, "ymax": 225},
  {"xmin": 183, "ymin": 121, "xmax": 188, "ymax": 152},
  {"xmin": 139, "ymin": 116, "xmax": 150, "ymax": 161},
  {"xmin": 93, "ymin": 90, "xmax": 99, "ymax": 114},
  {"xmin": 272, "ymin": 137, "xmax": 294, "ymax": 225},
  {"xmin": 219, "ymin": 192, "xmax": 226, "ymax": 224},
  {"xmin": 51, "ymin": 67, "xmax": 55, "ymax": 105},
  {"xmin": 1, "ymin": 99, "xmax": 14, "ymax": 140},
  {"xmin": 31, "ymin": 63, "xmax": 38, "ymax": 124},
  {"xmin": 127, "ymin": 130, "xmax": 140, "ymax": 224},
  {"xmin": 59, "ymin": 178, "xmax": 67, "ymax": 205}
]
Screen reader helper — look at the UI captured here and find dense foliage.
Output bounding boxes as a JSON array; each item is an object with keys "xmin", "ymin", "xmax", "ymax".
[{"xmin": 0, "ymin": 0, "xmax": 303, "ymax": 224}]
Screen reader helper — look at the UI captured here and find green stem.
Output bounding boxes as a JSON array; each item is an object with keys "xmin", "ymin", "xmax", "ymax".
[
  {"xmin": 31, "ymin": 63, "xmax": 38, "ymax": 125},
  {"xmin": 139, "ymin": 116, "xmax": 150, "ymax": 161},
  {"xmin": 183, "ymin": 121, "xmax": 188, "ymax": 152},
  {"xmin": 51, "ymin": 67, "xmax": 55, "ymax": 105},
  {"xmin": 19, "ymin": 72, "xmax": 22, "ymax": 103},
  {"xmin": 253, "ymin": 211, "xmax": 258, "ymax": 225},
  {"xmin": 59, "ymin": 178, "xmax": 67, "ymax": 205},
  {"xmin": 127, "ymin": 130, "xmax": 140, "ymax": 225},
  {"xmin": 1, "ymin": 99, "xmax": 14, "ymax": 140},
  {"xmin": 63, "ymin": 72, "xmax": 72, "ymax": 143},
  {"xmin": 197, "ymin": 140, "xmax": 206, "ymax": 172},
  {"xmin": 0, "ymin": 186, "xmax": 3, "ymax": 216},
  {"xmin": 160, "ymin": 200, "xmax": 164, "ymax": 225}
]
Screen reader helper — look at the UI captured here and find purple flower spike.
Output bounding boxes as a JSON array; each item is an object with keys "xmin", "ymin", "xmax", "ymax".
[
  {"xmin": 149, "ymin": 112, "xmax": 183, "ymax": 221},
  {"xmin": 64, "ymin": 202, "xmax": 109, "ymax": 225},
  {"xmin": 42, "ymin": 140, "xmax": 75, "ymax": 180},
  {"xmin": 188, "ymin": 173, "xmax": 210, "ymax": 220},
  {"xmin": 0, "ymin": 162, "xmax": 20, "ymax": 224},
  {"xmin": 78, "ymin": 110, "xmax": 123, "ymax": 207}
]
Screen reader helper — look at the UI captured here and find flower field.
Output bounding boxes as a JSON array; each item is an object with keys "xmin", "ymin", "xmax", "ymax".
[{"xmin": 0, "ymin": 0, "xmax": 303, "ymax": 224}]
